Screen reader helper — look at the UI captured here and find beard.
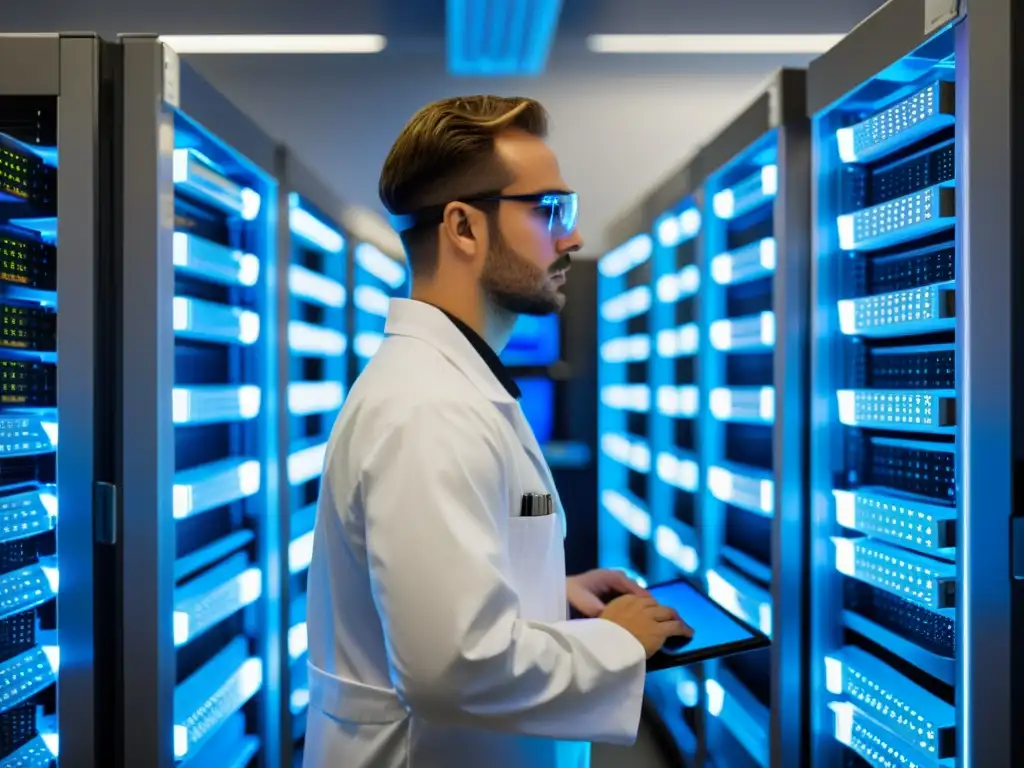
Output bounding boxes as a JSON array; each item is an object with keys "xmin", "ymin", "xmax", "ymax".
[{"xmin": 480, "ymin": 230, "xmax": 569, "ymax": 316}]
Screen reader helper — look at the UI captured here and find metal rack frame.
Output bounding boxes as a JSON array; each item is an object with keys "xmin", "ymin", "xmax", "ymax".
[
  {"xmin": 693, "ymin": 68, "xmax": 810, "ymax": 768},
  {"xmin": 274, "ymin": 147, "xmax": 349, "ymax": 767},
  {"xmin": 806, "ymin": 0, "xmax": 1022, "ymax": 766},
  {"xmin": 0, "ymin": 33, "xmax": 111, "ymax": 768},
  {"xmin": 119, "ymin": 36, "xmax": 282, "ymax": 768}
]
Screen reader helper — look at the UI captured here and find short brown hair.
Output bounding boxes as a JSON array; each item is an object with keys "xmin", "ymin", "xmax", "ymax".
[{"xmin": 379, "ymin": 95, "xmax": 549, "ymax": 277}]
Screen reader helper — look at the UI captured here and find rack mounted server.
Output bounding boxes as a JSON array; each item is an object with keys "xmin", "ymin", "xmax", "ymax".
[
  {"xmin": 119, "ymin": 37, "xmax": 283, "ymax": 768},
  {"xmin": 275, "ymin": 148, "xmax": 349, "ymax": 766},
  {"xmin": 807, "ymin": 1, "xmax": 1022, "ymax": 766},
  {"xmin": 597, "ymin": 205, "xmax": 659, "ymax": 588},
  {"xmin": 349, "ymin": 239, "xmax": 406, "ymax": 376},
  {"xmin": 0, "ymin": 32, "xmax": 112, "ymax": 768}
]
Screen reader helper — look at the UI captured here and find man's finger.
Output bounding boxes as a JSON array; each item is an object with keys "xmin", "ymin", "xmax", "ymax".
[
  {"xmin": 610, "ymin": 572, "xmax": 651, "ymax": 597},
  {"xmin": 572, "ymin": 590, "xmax": 606, "ymax": 618}
]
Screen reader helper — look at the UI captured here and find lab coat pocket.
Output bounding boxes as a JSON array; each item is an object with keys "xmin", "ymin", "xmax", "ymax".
[{"xmin": 507, "ymin": 513, "xmax": 567, "ymax": 622}]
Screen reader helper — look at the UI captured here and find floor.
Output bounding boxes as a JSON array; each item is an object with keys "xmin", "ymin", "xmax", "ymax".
[
  {"xmin": 295, "ymin": 714, "xmax": 678, "ymax": 766},
  {"xmin": 592, "ymin": 714, "xmax": 677, "ymax": 768}
]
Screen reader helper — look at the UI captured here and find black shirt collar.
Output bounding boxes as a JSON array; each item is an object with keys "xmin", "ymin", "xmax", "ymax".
[{"xmin": 437, "ymin": 308, "xmax": 521, "ymax": 400}]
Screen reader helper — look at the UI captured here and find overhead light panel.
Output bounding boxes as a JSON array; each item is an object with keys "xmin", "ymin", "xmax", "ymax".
[
  {"xmin": 587, "ymin": 34, "xmax": 844, "ymax": 55},
  {"xmin": 159, "ymin": 34, "xmax": 387, "ymax": 54},
  {"xmin": 447, "ymin": 0, "xmax": 563, "ymax": 76}
]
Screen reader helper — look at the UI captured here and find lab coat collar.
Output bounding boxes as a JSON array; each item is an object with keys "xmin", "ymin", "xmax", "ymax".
[{"xmin": 384, "ymin": 299, "xmax": 518, "ymax": 406}]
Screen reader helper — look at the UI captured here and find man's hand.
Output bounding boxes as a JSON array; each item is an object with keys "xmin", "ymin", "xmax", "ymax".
[{"xmin": 567, "ymin": 568, "xmax": 650, "ymax": 618}]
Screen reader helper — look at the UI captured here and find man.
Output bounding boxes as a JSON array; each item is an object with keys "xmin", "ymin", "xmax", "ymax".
[{"xmin": 304, "ymin": 95, "xmax": 691, "ymax": 768}]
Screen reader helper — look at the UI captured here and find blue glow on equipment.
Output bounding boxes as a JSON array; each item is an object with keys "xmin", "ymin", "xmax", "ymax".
[{"xmin": 446, "ymin": 0, "xmax": 563, "ymax": 76}]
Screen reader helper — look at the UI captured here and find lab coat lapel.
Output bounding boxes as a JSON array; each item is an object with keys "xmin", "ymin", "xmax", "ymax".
[
  {"xmin": 500, "ymin": 401, "xmax": 568, "ymax": 538},
  {"xmin": 385, "ymin": 300, "xmax": 567, "ymax": 536}
]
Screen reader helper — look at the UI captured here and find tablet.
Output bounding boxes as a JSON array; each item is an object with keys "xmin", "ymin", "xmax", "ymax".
[{"xmin": 644, "ymin": 576, "xmax": 770, "ymax": 672}]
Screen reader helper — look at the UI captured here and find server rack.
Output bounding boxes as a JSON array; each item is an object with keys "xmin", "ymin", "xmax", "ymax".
[
  {"xmin": 807, "ymin": 1, "xmax": 1022, "ymax": 766},
  {"xmin": 0, "ymin": 33, "xmax": 110, "ymax": 768},
  {"xmin": 349, "ymin": 239, "xmax": 406, "ymax": 376},
  {"xmin": 119, "ymin": 37, "xmax": 282, "ymax": 767},
  {"xmin": 694, "ymin": 69, "xmax": 810, "ymax": 768},
  {"xmin": 274, "ymin": 149, "xmax": 348, "ymax": 766},
  {"xmin": 596, "ymin": 206, "xmax": 656, "ymax": 586},
  {"xmin": 641, "ymin": 155, "xmax": 706, "ymax": 767}
]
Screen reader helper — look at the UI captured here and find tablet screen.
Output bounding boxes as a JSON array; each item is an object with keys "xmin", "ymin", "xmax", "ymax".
[{"xmin": 645, "ymin": 577, "xmax": 769, "ymax": 671}]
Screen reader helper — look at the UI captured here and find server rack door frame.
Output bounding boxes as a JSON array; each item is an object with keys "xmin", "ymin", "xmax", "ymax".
[
  {"xmin": 274, "ymin": 146, "xmax": 350, "ymax": 766},
  {"xmin": 807, "ymin": 1, "xmax": 1021, "ymax": 766},
  {"xmin": 119, "ymin": 35, "xmax": 283, "ymax": 768},
  {"xmin": 694, "ymin": 67, "xmax": 810, "ymax": 768},
  {"xmin": 642, "ymin": 169, "xmax": 707, "ymax": 767},
  {"xmin": 0, "ymin": 32, "xmax": 108, "ymax": 768}
]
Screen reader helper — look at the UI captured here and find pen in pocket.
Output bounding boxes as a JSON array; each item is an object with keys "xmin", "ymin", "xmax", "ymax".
[{"xmin": 520, "ymin": 493, "xmax": 554, "ymax": 517}]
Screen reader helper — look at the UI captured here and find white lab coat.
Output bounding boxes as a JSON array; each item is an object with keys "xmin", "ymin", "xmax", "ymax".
[{"xmin": 303, "ymin": 298, "xmax": 647, "ymax": 768}]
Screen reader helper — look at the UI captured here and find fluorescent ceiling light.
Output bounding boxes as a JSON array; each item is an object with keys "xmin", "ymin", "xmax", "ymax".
[
  {"xmin": 587, "ymin": 34, "xmax": 844, "ymax": 55},
  {"xmin": 159, "ymin": 34, "xmax": 387, "ymax": 54}
]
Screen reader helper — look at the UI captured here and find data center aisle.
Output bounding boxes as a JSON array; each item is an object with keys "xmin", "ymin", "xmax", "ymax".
[{"xmin": 292, "ymin": 716, "xmax": 680, "ymax": 768}]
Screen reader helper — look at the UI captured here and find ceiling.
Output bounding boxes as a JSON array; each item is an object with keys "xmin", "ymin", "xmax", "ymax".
[
  {"xmin": 8, "ymin": 0, "xmax": 889, "ymax": 251},
  {"xmin": 11, "ymin": 0, "xmax": 887, "ymax": 50}
]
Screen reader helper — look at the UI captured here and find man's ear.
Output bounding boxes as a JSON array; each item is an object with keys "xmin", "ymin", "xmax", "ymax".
[{"xmin": 441, "ymin": 202, "xmax": 485, "ymax": 260}]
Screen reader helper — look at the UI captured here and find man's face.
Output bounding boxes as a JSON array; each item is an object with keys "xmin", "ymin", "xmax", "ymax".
[{"xmin": 479, "ymin": 131, "xmax": 584, "ymax": 316}]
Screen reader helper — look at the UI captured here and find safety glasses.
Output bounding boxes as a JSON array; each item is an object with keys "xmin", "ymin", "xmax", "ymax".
[{"xmin": 389, "ymin": 190, "xmax": 579, "ymax": 239}]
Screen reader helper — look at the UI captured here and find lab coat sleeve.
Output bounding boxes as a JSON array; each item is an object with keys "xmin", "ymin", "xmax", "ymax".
[{"xmin": 359, "ymin": 400, "xmax": 647, "ymax": 745}]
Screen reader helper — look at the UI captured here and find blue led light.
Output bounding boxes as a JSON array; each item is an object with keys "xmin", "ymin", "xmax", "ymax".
[
  {"xmin": 836, "ymin": 389, "xmax": 956, "ymax": 432},
  {"xmin": 446, "ymin": 0, "xmax": 562, "ymax": 76},
  {"xmin": 836, "ymin": 185, "xmax": 955, "ymax": 251},
  {"xmin": 655, "ymin": 450, "xmax": 699, "ymax": 493},
  {"xmin": 600, "ymin": 384, "xmax": 650, "ymax": 412},
  {"xmin": 708, "ymin": 386, "xmax": 774, "ymax": 424},
  {"xmin": 837, "ymin": 281, "xmax": 955, "ymax": 337},
  {"xmin": 172, "ymin": 232, "xmax": 260, "ymax": 288},
  {"xmin": 287, "ymin": 321, "xmax": 346, "ymax": 357},
  {"xmin": 828, "ymin": 701, "xmax": 937, "ymax": 768},
  {"xmin": 353, "ymin": 331, "xmax": 384, "ymax": 360},
  {"xmin": 0, "ymin": 733, "xmax": 59, "ymax": 768},
  {"xmin": 654, "ymin": 524, "xmax": 699, "ymax": 574},
  {"xmin": 172, "ymin": 385, "xmax": 261, "ymax": 425},
  {"xmin": 173, "ymin": 458, "xmax": 261, "ymax": 520},
  {"xmin": 709, "ymin": 311, "xmax": 775, "ymax": 352},
  {"xmin": 655, "ymin": 264, "xmax": 700, "ymax": 303},
  {"xmin": 601, "ymin": 489, "xmax": 651, "ymax": 540},
  {"xmin": 287, "ymin": 440, "xmax": 328, "ymax": 486},
  {"xmin": 354, "ymin": 242, "xmax": 406, "ymax": 289},
  {"xmin": 656, "ymin": 207, "xmax": 701, "ymax": 247},
  {"xmin": 832, "ymin": 487, "xmax": 956, "ymax": 557},
  {"xmin": 707, "ymin": 567, "xmax": 773, "ymax": 637},
  {"xmin": 712, "ymin": 165, "xmax": 777, "ymax": 220},
  {"xmin": 598, "ymin": 234, "xmax": 652, "ymax": 278},
  {"xmin": 836, "ymin": 80, "xmax": 955, "ymax": 164},
  {"xmin": 600, "ymin": 286, "xmax": 651, "ymax": 322},
  {"xmin": 289, "ymin": 205, "xmax": 344, "ymax": 254},
  {"xmin": 289, "ymin": 264, "xmax": 346, "ymax": 308},
  {"xmin": 655, "ymin": 323, "xmax": 699, "ymax": 358},
  {"xmin": 707, "ymin": 464, "xmax": 774, "ymax": 516},
  {"xmin": 600, "ymin": 433, "xmax": 650, "ymax": 474},
  {"xmin": 173, "ymin": 563, "xmax": 263, "ymax": 647},
  {"xmin": 288, "ymin": 381, "xmax": 344, "ymax": 416},
  {"xmin": 710, "ymin": 238, "xmax": 776, "ymax": 285},
  {"xmin": 824, "ymin": 646, "xmax": 955, "ymax": 759},
  {"xmin": 832, "ymin": 536, "xmax": 956, "ymax": 611},
  {"xmin": 656, "ymin": 385, "xmax": 699, "ymax": 418},
  {"xmin": 599, "ymin": 334, "xmax": 650, "ymax": 364},
  {"xmin": 353, "ymin": 285, "xmax": 391, "ymax": 318},
  {"xmin": 173, "ymin": 297, "xmax": 260, "ymax": 346},
  {"xmin": 173, "ymin": 638, "xmax": 263, "ymax": 760},
  {"xmin": 0, "ymin": 488, "xmax": 57, "ymax": 544},
  {"xmin": 172, "ymin": 148, "xmax": 260, "ymax": 221}
]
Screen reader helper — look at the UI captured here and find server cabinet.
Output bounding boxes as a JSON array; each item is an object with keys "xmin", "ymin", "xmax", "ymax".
[
  {"xmin": 807, "ymin": 1, "xmax": 1022, "ymax": 766},
  {"xmin": 119, "ymin": 37, "xmax": 282, "ymax": 768},
  {"xmin": 694, "ymin": 69, "xmax": 810, "ymax": 768},
  {"xmin": 0, "ymin": 33, "xmax": 111, "ymax": 768},
  {"xmin": 349, "ymin": 240, "xmax": 406, "ymax": 376},
  {"xmin": 596, "ymin": 206, "xmax": 655, "ymax": 586},
  {"xmin": 642, "ymin": 155, "xmax": 706, "ymax": 767},
  {"xmin": 274, "ymin": 149, "xmax": 348, "ymax": 766}
]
